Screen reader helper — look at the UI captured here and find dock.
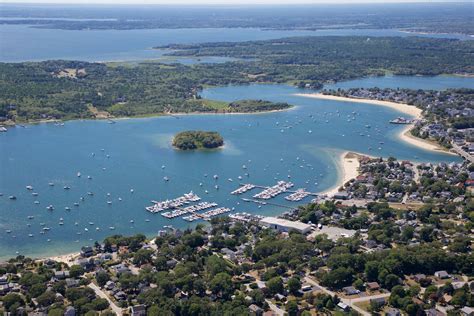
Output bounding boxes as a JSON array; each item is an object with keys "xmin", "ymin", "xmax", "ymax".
[{"xmin": 146, "ymin": 191, "xmax": 201, "ymax": 213}]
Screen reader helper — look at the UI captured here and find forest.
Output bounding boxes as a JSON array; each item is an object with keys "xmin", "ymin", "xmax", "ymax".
[
  {"xmin": 1, "ymin": 36, "xmax": 473, "ymax": 123},
  {"xmin": 172, "ymin": 131, "xmax": 224, "ymax": 150}
]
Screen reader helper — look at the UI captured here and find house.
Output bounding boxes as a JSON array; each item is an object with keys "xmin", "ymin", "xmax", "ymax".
[
  {"xmin": 386, "ymin": 308, "xmax": 401, "ymax": 316},
  {"xmin": 342, "ymin": 286, "xmax": 360, "ymax": 296},
  {"xmin": 333, "ymin": 191, "xmax": 349, "ymax": 200},
  {"xmin": 64, "ymin": 306, "xmax": 76, "ymax": 316},
  {"xmin": 54, "ymin": 270, "xmax": 70, "ymax": 280},
  {"xmin": 249, "ymin": 304, "xmax": 264, "ymax": 316},
  {"xmin": 65, "ymin": 278, "xmax": 79, "ymax": 288},
  {"xmin": 221, "ymin": 248, "xmax": 237, "ymax": 262},
  {"xmin": 425, "ymin": 308, "xmax": 444, "ymax": 316},
  {"xmin": 370, "ymin": 297, "xmax": 386, "ymax": 307},
  {"xmin": 337, "ymin": 302, "xmax": 349, "ymax": 312},
  {"xmin": 130, "ymin": 305, "xmax": 146, "ymax": 316},
  {"xmin": 366, "ymin": 282, "xmax": 380, "ymax": 291},
  {"xmin": 274, "ymin": 293, "xmax": 286, "ymax": 301},
  {"xmin": 434, "ymin": 271, "xmax": 450, "ymax": 279},
  {"xmin": 413, "ymin": 274, "xmax": 426, "ymax": 282},
  {"xmin": 80, "ymin": 246, "xmax": 94, "ymax": 258},
  {"xmin": 460, "ymin": 307, "xmax": 474, "ymax": 316}
]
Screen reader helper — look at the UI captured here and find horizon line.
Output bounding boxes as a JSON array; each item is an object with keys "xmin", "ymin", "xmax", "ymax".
[{"xmin": 0, "ymin": 0, "xmax": 471, "ymax": 5}]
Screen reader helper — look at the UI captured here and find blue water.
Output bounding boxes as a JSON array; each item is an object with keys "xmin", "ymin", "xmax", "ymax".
[
  {"xmin": 0, "ymin": 25, "xmax": 471, "ymax": 62},
  {"xmin": 0, "ymin": 75, "xmax": 471, "ymax": 260}
]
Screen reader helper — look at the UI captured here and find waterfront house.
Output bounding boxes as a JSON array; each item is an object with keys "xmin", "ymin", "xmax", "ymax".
[{"xmin": 434, "ymin": 271, "xmax": 450, "ymax": 279}]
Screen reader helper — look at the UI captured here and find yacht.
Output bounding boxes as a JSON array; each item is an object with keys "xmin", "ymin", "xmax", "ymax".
[
  {"xmin": 26, "ymin": 185, "xmax": 33, "ymax": 190},
  {"xmin": 77, "ymin": 172, "xmax": 81, "ymax": 177},
  {"xmin": 48, "ymin": 182, "xmax": 54, "ymax": 186}
]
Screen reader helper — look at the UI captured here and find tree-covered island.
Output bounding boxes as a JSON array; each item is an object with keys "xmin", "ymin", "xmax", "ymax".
[{"xmin": 172, "ymin": 131, "xmax": 224, "ymax": 150}]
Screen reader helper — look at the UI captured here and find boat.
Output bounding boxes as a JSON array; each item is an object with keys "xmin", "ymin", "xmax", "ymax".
[
  {"xmin": 65, "ymin": 207, "xmax": 71, "ymax": 211},
  {"xmin": 34, "ymin": 201, "xmax": 40, "ymax": 204},
  {"xmin": 46, "ymin": 205, "xmax": 54, "ymax": 211},
  {"xmin": 130, "ymin": 220, "xmax": 134, "ymax": 223},
  {"xmin": 109, "ymin": 226, "xmax": 115, "ymax": 230},
  {"xmin": 130, "ymin": 189, "xmax": 134, "ymax": 193},
  {"xmin": 63, "ymin": 186, "xmax": 70, "ymax": 190},
  {"xmin": 87, "ymin": 192, "xmax": 94, "ymax": 196},
  {"xmin": 27, "ymin": 216, "xmax": 34, "ymax": 219},
  {"xmin": 87, "ymin": 176, "xmax": 92, "ymax": 180},
  {"xmin": 77, "ymin": 172, "xmax": 81, "ymax": 177},
  {"xmin": 107, "ymin": 201, "xmax": 112, "ymax": 205},
  {"xmin": 26, "ymin": 185, "xmax": 33, "ymax": 190},
  {"xmin": 48, "ymin": 182, "xmax": 54, "ymax": 186},
  {"xmin": 9, "ymin": 196, "xmax": 16, "ymax": 200},
  {"xmin": 6, "ymin": 230, "xmax": 11, "ymax": 234},
  {"xmin": 28, "ymin": 234, "xmax": 34, "ymax": 238},
  {"xmin": 74, "ymin": 202, "xmax": 79, "ymax": 206},
  {"xmin": 32, "ymin": 192, "xmax": 38, "ymax": 196},
  {"xmin": 89, "ymin": 222, "xmax": 94, "ymax": 225},
  {"xmin": 163, "ymin": 176, "xmax": 169, "ymax": 181}
]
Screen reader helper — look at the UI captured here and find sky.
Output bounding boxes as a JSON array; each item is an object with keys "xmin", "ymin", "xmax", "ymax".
[{"xmin": 0, "ymin": 0, "xmax": 468, "ymax": 4}]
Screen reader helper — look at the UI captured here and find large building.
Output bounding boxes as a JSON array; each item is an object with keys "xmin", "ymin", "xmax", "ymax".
[{"xmin": 259, "ymin": 217, "xmax": 312, "ymax": 234}]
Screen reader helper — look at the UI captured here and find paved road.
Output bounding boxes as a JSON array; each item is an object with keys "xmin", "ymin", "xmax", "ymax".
[
  {"xmin": 88, "ymin": 283, "xmax": 123, "ymax": 315},
  {"xmin": 451, "ymin": 143, "xmax": 473, "ymax": 163},
  {"xmin": 265, "ymin": 299, "xmax": 286, "ymax": 316},
  {"xmin": 304, "ymin": 276, "xmax": 390, "ymax": 316}
]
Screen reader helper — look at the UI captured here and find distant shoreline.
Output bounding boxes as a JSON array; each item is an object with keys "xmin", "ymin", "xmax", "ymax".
[{"xmin": 294, "ymin": 93, "xmax": 454, "ymax": 155}]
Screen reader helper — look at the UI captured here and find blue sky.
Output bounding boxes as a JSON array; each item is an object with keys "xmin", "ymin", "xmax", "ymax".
[{"xmin": 0, "ymin": 0, "xmax": 468, "ymax": 4}]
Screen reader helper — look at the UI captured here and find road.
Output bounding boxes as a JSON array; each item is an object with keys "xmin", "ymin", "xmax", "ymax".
[
  {"xmin": 265, "ymin": 299, "xmax": 286, "ymax": 316},
  {"xmin": 88, "ymin": 283, "xmax": 123, "ymax": 315},
  {"xmin": 451, "ymin": 143, "xmax": 473, "ymax": 163},
  {"xmin": 304, "ymin": 276, "xmax": 390, "ymax": 316}
]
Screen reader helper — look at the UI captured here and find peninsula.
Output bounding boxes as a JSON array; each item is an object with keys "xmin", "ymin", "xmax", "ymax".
[{"xmin": 172, "ymin": 130, "xmax": 224, "ymax": 150}]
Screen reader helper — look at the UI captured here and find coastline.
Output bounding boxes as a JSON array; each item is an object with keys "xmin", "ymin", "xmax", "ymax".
[
  {"xmin": 1, "ymin": 105, "xmax": 297, "ymax": 128},
  {"xmin": 294, "ymin": 93, "xmax": 453, "ymax": 154},
  {"xmin": 318, "ymin": 151, "xmax": 362, "ymax": 197},
  {"xmin": 294, "ymin": 93, "xmax": 423, "ymax": 118}
]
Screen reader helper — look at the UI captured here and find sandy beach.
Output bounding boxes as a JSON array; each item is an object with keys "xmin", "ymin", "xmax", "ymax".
[
  {"xmin": 295, "ymin": 93, "xmax": 453, "ymax": 154},
  {"xmin": 319, "ymin": 151, "xmax": 362, "ymax": 197},
  {"xmin": 46, "ymin": 252, "xmax": 81, "ymax": 264}
]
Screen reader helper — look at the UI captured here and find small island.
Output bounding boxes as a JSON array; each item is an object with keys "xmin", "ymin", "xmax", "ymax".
[{"xmin": 172, "ymin": 130, "xmax": 224, "ymax": 150}]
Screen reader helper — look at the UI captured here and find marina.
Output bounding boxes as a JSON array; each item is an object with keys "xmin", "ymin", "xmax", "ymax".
[
  {"xmin": 161, "ymin": 201, "xmax": 218, "ymax": 219},
  {"xmin": 145, "ymin": 191, "xmax": 201, "ymax": 213}
]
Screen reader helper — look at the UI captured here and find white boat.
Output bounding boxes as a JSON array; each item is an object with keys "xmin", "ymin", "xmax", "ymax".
[
  {"xmin": 77, "ymin": 172, "xmax": 81, "ymax": 177},
  {"xmin": 48, "ymin": 182, "xmax": 54, "ymax": 186},
  {"xmin": 26, "ymin": 185, "xmax": 33, "ymax": 190}
]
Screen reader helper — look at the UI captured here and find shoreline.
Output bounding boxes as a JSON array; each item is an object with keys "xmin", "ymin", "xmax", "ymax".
[
  {"xmin": 294, "ymin": 93, "xmax": 454, "ymax": 155},
  {"xmin": 294, "ymin": 93, "xmax": 423, "ymax": 118},
  {"xmin": 1, "ymin": 105, "xmax": 297, "ymax": 128},
  {"xmin": 318, "ymin": 151, "xmax": 362, "ymax": 197}
]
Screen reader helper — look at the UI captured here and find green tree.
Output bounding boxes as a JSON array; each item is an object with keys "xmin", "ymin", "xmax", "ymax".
[{"xmin": 287, "ymin": 277, "xmax": 301, "ymax": 295}]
